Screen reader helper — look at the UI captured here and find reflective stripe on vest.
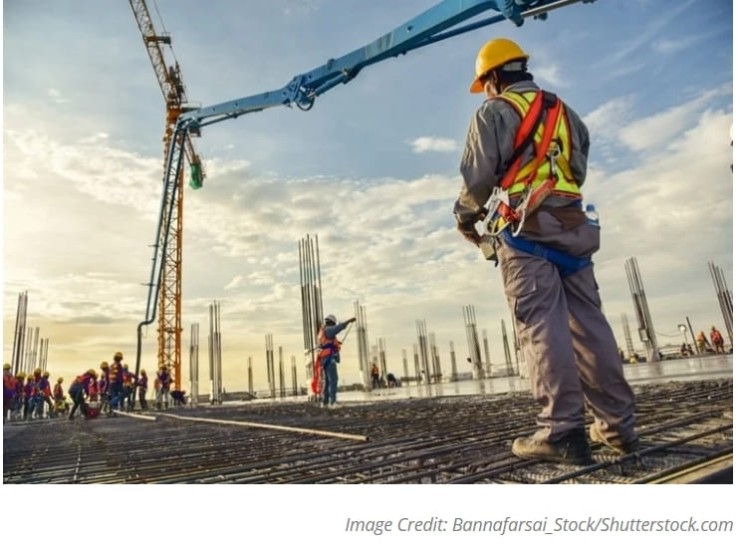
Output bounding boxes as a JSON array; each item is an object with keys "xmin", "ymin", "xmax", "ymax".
[{"xmin": 497, "ymin": 90, "xmax": 581, "ymax": 200}]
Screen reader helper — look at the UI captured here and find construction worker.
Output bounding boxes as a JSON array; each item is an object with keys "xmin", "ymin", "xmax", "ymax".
[
  {"xmin": 137, "ymin": 370, "xmax": 148, "ymax": 410},
  {"xmin": 68, "ymin": 369, "xmax": 97, "ymax": 420},
  {"xmin": 13, "ymin": 372, "xmax": 25, "ymax": 420},
  {"xmin": 317, "ymin": 314, "xmax": 356, "ymax": 408},
  {"xmin": 99, "ymin": 361, "xmax": 110, "ymax": 414},
  {"xmin": 454, "ymin": 38, "xmax": 638, "ymax": 464},
  {"xmin": 121, "ymin": 364, "xmax": 135, "ymax": 411},
  {"xmin": 23, "ymin": 373, "xmax": 37, "ymax": 420},
  {"xmin": 39, "ymin": 371, "xmax": 53, "ymax": 418},
  {"xmin": 156, "ymin": 365, "xmax": 171, "ymax": 409},
  {"xmin": 53, "ymin": 377, "xmax": 67, "ymax": 416},
  {"xmin": 370, "ymin": 363, "xmax": 381, "ymax": 389},
  {"xmin": 710, "ymin": 326, "xmax": 725, "ymax": 354},
  {"xmin": 3, "ymin": 363, "xmax": 17, "ymax": 422},
  {"xmin": 696, "ymin": 331, "xmax": 709, "ymax": 354},
  {"xmin": 109, "ymin": 353, "xmax": 124, "ymax": 412}
]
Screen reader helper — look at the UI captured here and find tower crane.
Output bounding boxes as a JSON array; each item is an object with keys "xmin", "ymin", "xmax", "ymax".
[
  {"xmin": 132, "ymin": 0, "xmax": 596, "ymax": 381},
  {"xmin": 128, "ymin": 0, "xmax": 205, "ymax": 390}
]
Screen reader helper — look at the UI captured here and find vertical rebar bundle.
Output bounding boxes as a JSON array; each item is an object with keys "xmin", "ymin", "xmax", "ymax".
[
  {"xmin": 429, "ymin": 332, "xmax": 442, "ymax": 382},
  {"xmin": 415, "ymin": 320, "xmax": 432, "ymax": 383},
  {"xmin": 278, "ymin": 346, "xmax": 285, "ymax": 399},
  {"xmin": 402, "ymin": 349, "xmax": 410, "ymax": 383},
  {"xmin": 378, "ymin": 337, "xmax": 388, "ymax": 378},
  {"xmin": 463, "ymin": 306, "xmax": 484, "ymax": 379},
  {"xmin": 449, "ymin": 341, "xmax": 458, "ymax": 381},
  {"xmin": 354, "ymin": 301, "xmax": 370, "ymax": 388},
  {"xmin": 501, "ymin": 319, "xmax": 515, "ymax": 377},
  {"xmin": 247, "ymin": 356, "xmax": 254, "ymax": 399},
  {"xmin": 708, "ymin": 261, "xmax": 733, "ymax": 346},
  {"xmin": 189, "ymin": 323, "xmax": 199, "ymax": 406},
  {"xmin": 482, "ymin": 329, "xmax": 491, "ymax": 376},
  {"xmin": 11, "ymin": 291, "xmax": 28, "ymax": 375},
  {"xmin": 413, "ymin": 345, "xmax": 421, "ymax": 383},
  {"xmin": 38, "ymin": 338, "xmax": 49, "ymax": 373},
  {"xmin": 24, "ymin": 327, "xmax": 40, "ymax": 375},
  {"xmin": 291, "ymin": 355, "xmax": 298, "ymax": 396},
  {"xmin": 299, "ymin": 235, "xmax": 324, "ymax": 387},
  {"xmin": 625, "ymin": 257, "xmax": 659, "ymax": 362},
  {"xmin": 208, "ymin": 302, "xmax": 223, "ymax": 404},
  {"xmin": 265, "ymin": 334, "xmax": 276, "ymax": 399},
  {"xmin": 620, "ymin": 313, "xmax": 634, "ymax": 359}
]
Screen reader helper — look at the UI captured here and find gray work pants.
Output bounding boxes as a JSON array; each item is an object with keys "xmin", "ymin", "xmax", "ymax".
[{"xmin": 495, "ymin": 210, "xmax": 637, "ymax": 444}]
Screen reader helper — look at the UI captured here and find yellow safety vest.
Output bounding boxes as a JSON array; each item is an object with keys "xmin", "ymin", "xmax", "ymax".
[{"xmin": 497, "ymin": 90, "xmax": 581, "ymax": 200}]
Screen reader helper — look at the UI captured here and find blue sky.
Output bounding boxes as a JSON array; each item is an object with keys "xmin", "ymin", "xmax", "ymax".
[{"xmin": 2, "ymin": 0, "xmax": 734, "ymax": 392}]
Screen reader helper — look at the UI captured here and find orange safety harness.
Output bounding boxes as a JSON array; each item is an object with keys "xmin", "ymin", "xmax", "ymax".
[{"xmin": 494, "ymin": 90, "xmax": 564, "ymax": 231}]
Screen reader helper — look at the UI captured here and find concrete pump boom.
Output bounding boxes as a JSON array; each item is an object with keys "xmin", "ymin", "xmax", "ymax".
[{"xmin": 135, "ymin": 0, "xmax": 596, "ymax": 381}]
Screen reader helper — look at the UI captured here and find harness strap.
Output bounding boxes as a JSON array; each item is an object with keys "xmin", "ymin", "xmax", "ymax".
[
  {"xmin": 496, "ymin": 93, "xmax": 563, "ymax": 226},
  {"xmin": 500, "ymin": 229, "xmax": 591, "ymax": 277}
]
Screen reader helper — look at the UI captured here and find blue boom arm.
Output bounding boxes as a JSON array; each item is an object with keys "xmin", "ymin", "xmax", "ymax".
[{"xmin": 135, "ymin": 0, "xmax": 595, "ymax": 376}]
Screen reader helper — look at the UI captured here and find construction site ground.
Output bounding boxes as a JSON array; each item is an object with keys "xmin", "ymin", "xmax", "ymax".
[{"xmin": 3, "ymin": 373, "xmax": 732, "ymax": 484}]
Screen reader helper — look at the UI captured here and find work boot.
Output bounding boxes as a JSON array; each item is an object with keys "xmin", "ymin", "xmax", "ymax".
[
  {"xmin": 512, "ymin": 429, "xmax": 593, "ymax": 465},
  {"xmin": 589, "ymin": 423, "xmax": 640, "ymax": 455}
]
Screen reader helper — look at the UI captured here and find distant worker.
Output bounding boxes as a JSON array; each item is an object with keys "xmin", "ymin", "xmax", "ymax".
[
  {"xmin": 370, "ymin": 363, "xmax": 381, "ymax": 389},
  {"xmin": 156, "ymin": 365, "xmax": 172, "ymax": 410},
  {"xmin": 387, "ymin": 372, "xmax": 399, "ymax": 388},
  {"xmin": 122, "ymin": 364, "xmax": 135, "ymax": 411},
  {"xmin": 39, "ymin": 371, "xmax": 53, "ymax": 418},
  {"xmin": 68, "ymin": 369, "xmax": 97, "ymax": 420},
  {"xmin": 696, "ymin": 331, "xmax": 709, "ymax": 355},
  {"xmin": 170, "ymin": 389, "xmax": 187, "ymax": 407},
  {"xmin": 454, "ymin": 38, "xmax": 638, "ymax": 464},
  {"xmin": 137, "ymin": 370, "xmax": 149, "ymax": 410},
  {"xmin": 108, "ymin": 352, "xmax": 126, "ymax": 412},
  {"xmin": 13, "ymin": 372, "xmax": 25, "ymax": 420},
  {"xmin": 3, "ymin": 363, "xmax": 17, "ymax": 422},
  {"xmin": 99, "ymin": 361, "xmax": 110, "ymax": 414},
  {"xmin": 53, "ymin": 377, "xmax": 68, "ymax": 416},
  {"xmin": 317, "ymin": 314, "xmax": 356, "ymax": 408},
  {"xmin": 710, "ymin": 326, "xmax": 725, "ymax": 354}
]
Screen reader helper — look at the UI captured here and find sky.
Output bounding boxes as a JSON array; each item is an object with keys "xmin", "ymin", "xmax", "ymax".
[
  {"xmin": 2, "ymin": 0, "xmax": 734, "ymax": 395},
  {"xmin": 1, "ymin": 0, "xmax": 737, "ymax": 535}
]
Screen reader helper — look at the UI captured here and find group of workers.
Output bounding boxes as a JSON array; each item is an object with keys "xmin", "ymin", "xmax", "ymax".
[
  {"xmin": 3, "ymin": 351, "xmax": 186, "ymax": 422},
  {"xmin": 3, "ymin": 364, "xmax": 64, "ymax": 422}
]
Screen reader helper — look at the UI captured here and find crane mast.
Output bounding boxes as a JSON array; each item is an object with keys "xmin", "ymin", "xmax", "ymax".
[{"xmin": 128, "ymin": 0, "xmax": 204, "ymax": 390}]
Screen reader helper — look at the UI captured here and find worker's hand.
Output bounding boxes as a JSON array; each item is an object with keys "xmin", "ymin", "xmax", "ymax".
[
  {"xmin": 456, "ymin": 219, "xmax": 482, "ymax": 246},
  {"xmin": 348, "ymin": 317, "xmax": 357, "ymax": 323}
]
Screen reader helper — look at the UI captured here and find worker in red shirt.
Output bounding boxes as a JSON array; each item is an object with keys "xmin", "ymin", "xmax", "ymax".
[
  {"xmin": 3, "ymin": 363, "xmax": 17, "ymax": 422},
  {"xmin": 38, "ymin": 371, "xmax": 53, "ymax": 418}
]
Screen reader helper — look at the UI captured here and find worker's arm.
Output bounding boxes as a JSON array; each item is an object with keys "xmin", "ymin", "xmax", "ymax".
[
  {"xmin": 454, "ymin": 99, "xmax": 519, "ymax": 223},
  {"xmin": 564, "ymin": 103, "xmax": 590, "ymax": 186},
  {"xmin": 324, "ymin": 318, "xmax": 356, "ymax": 339}
]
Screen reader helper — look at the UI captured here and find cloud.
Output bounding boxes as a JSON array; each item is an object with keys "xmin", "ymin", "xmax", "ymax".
[
  {"xmin": 408, "ymin": 136, "xmax": 458, "ymax": 154},
  {"xmin": 617, "ymin": 89, "xmax": 725, "ymax": 152},
  {"xmin": 47, "ymin": 88, "xmax": 69, "ymax": 104},
  {"xmin": 3, "ymin": 89, "xmax": 732, "ymax": 392}
]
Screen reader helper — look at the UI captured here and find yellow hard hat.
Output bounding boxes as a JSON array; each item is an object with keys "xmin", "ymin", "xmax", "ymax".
[
  {"xmin": 3, "ymin": 363, "xmax": 10, "ymax": 370},
  {"xmin": 100, "ymin": 361, "xmax": 109, "ymax": 369},
  {"xmin": 17, "ymin": 372, "xmax": 25, "ymax": 378},
  {"xmin": 470, "ymin": 38, "xmax": 529, "ymax": 93},
  {"xmin": 114, "ymin": 351, "xmax": 123, "ymax": 360},
  {"xmin": 57, "ymin": 377, "xmax": 64, "ymax": 383},
  {"xmin": 34, "ymin": 368, "xmax": 42, "ymax": 375},
  {"xmin": 43, "ymin": 371, "xmax": 50, "ymax": 377}
]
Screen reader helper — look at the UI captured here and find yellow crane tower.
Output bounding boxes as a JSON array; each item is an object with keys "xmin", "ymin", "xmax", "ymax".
[{"xmin": 128, "ymin": 0, "xmax": 204, "ymax": 390}]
